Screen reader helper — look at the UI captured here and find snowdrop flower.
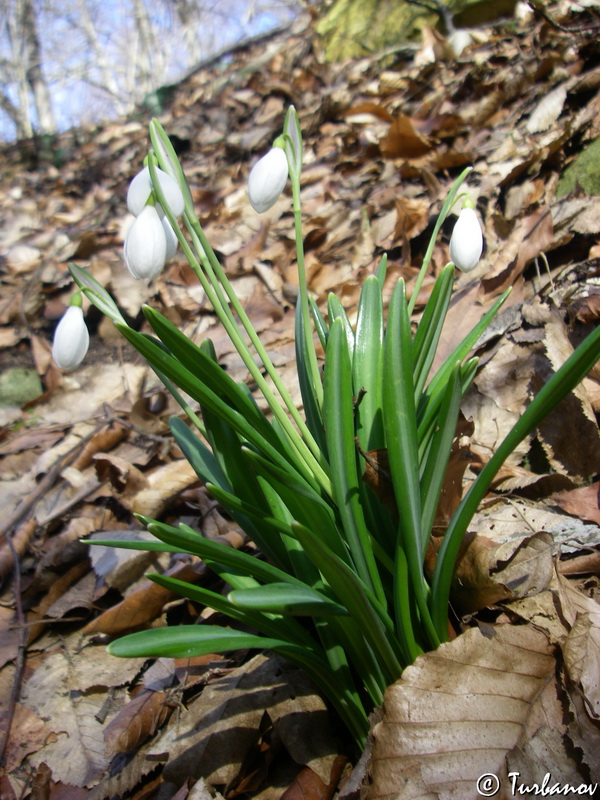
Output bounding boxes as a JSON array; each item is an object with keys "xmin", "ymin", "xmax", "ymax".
[
  {"xmin": 248, "ymin": 146, "xmax": 289, "ymax": 213},
  {"xmin": 124, "ymin": 204, "xmax": 167, "ymax": 280},
  {"xmin": 448, "ymin": 29, "xmax": 473, "ymax": 59},
  {"xmin": 127, "ymin": 165, "xmax": 185, "ymax": 218},
  {"xmin": 52, "ymin": 299, "xmax": 89, "ymax": 371},
  {"xmin": 449, "ymin": 201, "xmax": 483, "ymax": 272}
]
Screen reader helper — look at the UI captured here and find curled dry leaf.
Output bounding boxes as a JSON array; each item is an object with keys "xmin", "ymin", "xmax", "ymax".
[
  {"xmin": 83, "ymin": 559, "xmax": 208, "ymax": 636},
  {"xmin": 368, "ymin": 625, "xmax": 558, "ymax": 800},
  {"xmin": 450, "ymin": 530, "xmax": 554, "ymax": 615},
  {"xmin": 103, "ymin": 688, "xmax": 177, "ymax": 756}
]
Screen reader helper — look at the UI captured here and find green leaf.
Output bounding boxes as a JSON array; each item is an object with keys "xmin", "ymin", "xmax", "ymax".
[
  {"xmin": 419, "ymin": 362, "xmax": 462, "ymax": 541},
  {"xmin": 149, "ymin": 574, "xmax": 319, "ymax": 648},
  {"xmin": 353, "ymin": 275, "xmax": 384, "ymax": 451},
  {"xmin": 327, "ymin": 293, "xmax": 354, "ymax": 360},
  {"xmin": 241, "ymin": 446, "xmax": 350, "ymax": 566},
  {"xmin": 229, "ymin": 583, "xmax": 349, "ymax": 616},
  {"xmin": 412, "ymin": 264, "xmax": 454, "ymax": 399},
  {"xmin": 68, "ymin": 263, "xmax": 126, "ymax": 324},
  {"xmin": 295, "ymin": 296, "xmax": 327, "ymax": 452},
  {"xmin": 115, "ymin": 323, "xmax": 311, "ymax": 484},
  {"xmin": 146, "ymin": 520, "xmax": 309, "ymax": 589},
  {"xmin": 290, "ymin": 521, "xmax": 402, "ymax": 683},
  {"xmin": 431, "ymin": 320, "xmax": 600, "ymax": 640},
  {"xmin": 324, "ymin": 318, "xmax": 386, "ymax": 605},
  {"xmin": 383, "ymin": 279, "xmax": 439, "ymax": 649},
  {"xmin": 145, "ymin": 307, "xmax": 283, "ymax": 452},
  {"xmin": 107, "ymin": 625, "xmax": 288, "ymax": 659},
  {"xmin": 170, "ymin": 416, "xmax": 229, "ymax": 487}
]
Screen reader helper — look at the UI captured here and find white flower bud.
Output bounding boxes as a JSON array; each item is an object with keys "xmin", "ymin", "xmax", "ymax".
[
  {"xmin": 52, "ymin": 305, "xmax": 89, "ymax": 371},
  {"xmin": 124, "ymin": 205, "xmax": 167, "ymax": 280},
  {"xmin": 127, "ymin": 166, "xmax": 185, "ymax": 218},
  {"xmin": 449, "ymin": 207, "xmax": 483, "ymax": 272},
  {"xmin": 248, "ymin": 147, "xmax": 289, "ymax": 213}
]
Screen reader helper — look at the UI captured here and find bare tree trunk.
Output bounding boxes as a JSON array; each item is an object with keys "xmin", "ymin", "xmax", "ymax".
[
  {"xmin": 131, "ymin": 0, "xmax": 157, "ymax": 101},
  {"xmin": 169, "ymin": 0, "xmax": 203, "ymax": 65},
  {"xmin": 17, "ymin": 0, "xmax": 56, "ymax": 133},
  {"xmin": 77, "ymin": 0, "xmax": 129, "ymax": 115},
  {"xmin": 3, "ymin": 2, "xmax": 33, "ymax": 138}
]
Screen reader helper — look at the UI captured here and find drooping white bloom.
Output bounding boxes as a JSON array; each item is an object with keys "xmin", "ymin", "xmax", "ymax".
[
  {"xmin": 449, "ymin": 206, "xmax": 483, "ymax": 272},
  {"xmin": 124, "ymin": 205, "xmax": 167, "ymax": 280},
  {"xmin": 52, "ymin": 305, "xmax": 89, "ymax": 371},
  {"xmin": 248, "ymin": 147, "xmax": 289, "ymax": 213},
  {"xmin": 127, "ymin": 166, "xmax": 185, "ymax": 218},
  {"xmin": 448, "ymin": 30, "xmax": 473, "ymax": 59}
]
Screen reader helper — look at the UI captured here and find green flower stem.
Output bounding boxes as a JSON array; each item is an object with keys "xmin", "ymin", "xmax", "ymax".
[
  {"xmin": 430, "ymin": 321, "xmax": 600, "ymax": 639},
  {"xmin": 185, "ymin": 212, "xmax": 330, "ymax": 485},
  {"xmin": 407, "ymin": 166, "xmax": 473, "ymax": 316},
  {"xmin": 146, "ymin": 159, "xmax": 331, "ymax": 496}
]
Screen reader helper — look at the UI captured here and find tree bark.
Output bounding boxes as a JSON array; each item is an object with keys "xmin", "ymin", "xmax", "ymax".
[{"xmin": 18, "ymin": 0, "xmax": 56, "ymax": 133}]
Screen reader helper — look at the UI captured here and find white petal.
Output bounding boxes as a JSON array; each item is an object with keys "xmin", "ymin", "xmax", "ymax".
[
  {"xmin": 248, "ymin": 148, "xmax": 289, "ymax": 213},
  {"xmin": 52, "ymin": 306, "xmax": 89, "ymax": 371},
  {"xmin": 450, "ymin": 207, "xmax": 483, "ymax": 272},
  {"xmin": 127, "ymin": 166, "xmax": 185, "ymax": 217},
  {"xmin": 124, "ymin": 205, "xmax": 167, "ymax": 280},
  {"xmin": 161, "ymin": 214, "xmax": 179, "ymax": 261},
  {"xmin": 127, "ymin": 167, "xmax": 152, "ymax": 216}
]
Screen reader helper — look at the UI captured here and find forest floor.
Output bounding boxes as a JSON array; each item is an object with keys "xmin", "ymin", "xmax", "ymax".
[{"xmin": 1, "ymin": 2, "xmax": 600, "ymax": 798}]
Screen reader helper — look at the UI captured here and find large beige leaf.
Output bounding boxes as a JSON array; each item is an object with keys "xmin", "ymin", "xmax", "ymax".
[{"xmin": 368, "ymin": 625, "xmax": 558, "ymax": 800}]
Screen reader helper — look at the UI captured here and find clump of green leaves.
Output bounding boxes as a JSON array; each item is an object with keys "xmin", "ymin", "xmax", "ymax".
[{"xmin": 75, "ymin": 109, "xmax": 600, "ymax": 748}]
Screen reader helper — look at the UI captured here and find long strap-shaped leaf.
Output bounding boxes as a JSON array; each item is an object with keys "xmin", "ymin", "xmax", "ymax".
[
  {"xmin": 291, "ymin": 521, "xmax": 402, "ymax": 684},
  {"xmin": 324, "ymin": 317, "xmax": 386, "ymax": 605},
  {"xmin": 107, "ymin": 624, "xmax": 369, "ymax": 747},
  {"xmin": 115, "ymin": 323, "xmax": 319, "ymax": 490},
  {"xmin": 383, "ymin": 279, "xmax": 439, "ymax": 650},
  {"xmin": 431, "ymin": 321, "xmax": 600, "ymax": 639}
]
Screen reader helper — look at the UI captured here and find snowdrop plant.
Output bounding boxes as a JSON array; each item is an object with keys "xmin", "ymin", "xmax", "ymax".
[
  {"xmin": 52, "ymin": 293, "xmax": 89, "ymax": 371},
  {"xmin": 75, "ymin": 107, "xmax": 600, "ymax": 748}
]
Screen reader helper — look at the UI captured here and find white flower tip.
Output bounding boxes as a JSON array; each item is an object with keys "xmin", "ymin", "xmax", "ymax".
[
  {"xmin": 52, "ymin": 306, "xmax": 90, "ymax": 371},
  {"xmin": 248, "ymin": 148, "xmax": 289, "ymax": 213},
  {"xmin": 124, "ymin": 205, "xmax": 167, "ymax": 280},
  {"xmin": 449, "ymin": 207, "xmax": 483, "ymax": 273}
]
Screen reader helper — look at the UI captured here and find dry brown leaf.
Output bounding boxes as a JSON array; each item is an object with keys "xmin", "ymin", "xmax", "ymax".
[
  {"xmin": 152, "ymin": 654, "xmax": 342, "ymax": 790},
  {"xmin": 483, "ymin": 207, "xmax": 553, "ymax": 294},
  {"xmin": 0, "ymin": 703, "xmax": 55, "ymax": 772},
  {"xmin": 368, "ymin": 625, "xmax": 559, "ymax": 800},
  {"xmin": 451, "ymin": 531, "xmax": 554, "ymax": 615},
  {"xmin": 526, "ymin": 84, "xmax": 568, "ymax": 133},
  {"xmin": 103, "ymin": 688, "xmax": 177, "ymax": 756},
  {"xmin": 83, "ymin": 559, "xmax": 208, "ymax": 636},
  {"xmin": 279, "ymin": 756, "xmax": 348, "ymax": 800},
  {"xmin": 70, "ymin": 422, "xmax": 129, "ymax": 471},
  {"xmin": 130, "ymin": 459, "xmax": 200, "ymax": 518},
  {"xmin": 552, "ymin": 481, "xmax": 600, "ymax": 526},
  {"xmin": 380, "ymin": 115, "xmax": 433, "ymax": 159},
  {"xmin": 20, "ymin": 641, "xmax": 146, "ymax": 787}
]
